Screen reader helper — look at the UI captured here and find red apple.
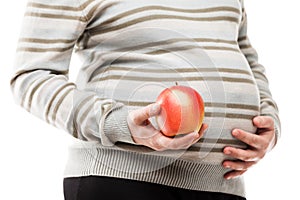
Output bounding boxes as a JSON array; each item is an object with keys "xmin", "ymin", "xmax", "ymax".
[{"xmin": 156, "ymin": 85, "xmax": 205, "ymax": 137}]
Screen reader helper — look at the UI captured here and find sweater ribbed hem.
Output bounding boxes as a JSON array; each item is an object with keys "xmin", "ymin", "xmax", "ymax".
[{"xmin": 64, "ymin": 144, "xmax": 245, "ymax": 198}]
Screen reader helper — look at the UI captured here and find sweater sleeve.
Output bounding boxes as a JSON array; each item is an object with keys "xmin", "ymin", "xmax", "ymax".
[
  {"xmin": 238, "ymin": 0, "xmax": 281, "ymax": 141},
  {"xmin": 10, "ymin": 0, "xmax": 135, "ymax": 146}
]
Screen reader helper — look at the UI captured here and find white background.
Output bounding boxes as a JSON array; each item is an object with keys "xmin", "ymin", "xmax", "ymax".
[{"xmin": 0, "ymin": 1, "xmax": 299, "ymax": 199}]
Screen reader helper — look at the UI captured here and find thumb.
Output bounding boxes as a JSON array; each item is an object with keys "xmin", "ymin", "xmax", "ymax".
[
  {"xmin": 149, "ymin": 103, "xmax": 161, "ymax": 117},
  {"xmin": 130, "ymin": 103, "xmax": 161, "ymax": 125}
]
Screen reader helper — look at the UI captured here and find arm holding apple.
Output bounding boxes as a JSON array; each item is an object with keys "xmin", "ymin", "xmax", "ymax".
[{"xmin": 127, "ymin": 103, "xmax": 208, "ymax": 151}]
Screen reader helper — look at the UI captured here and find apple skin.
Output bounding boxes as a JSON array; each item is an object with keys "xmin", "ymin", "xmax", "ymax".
[{"xmin": 156, "ymin": 85, "xmax": 205, "ymax": 137}]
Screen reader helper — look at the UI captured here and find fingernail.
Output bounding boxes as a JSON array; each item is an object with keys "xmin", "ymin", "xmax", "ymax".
[
  {"xmin": 232, "ymin": 130, "xmax": 239, "ymax": 137},
  {"xmin": 223, "ymin": 164, "xmax": 231, "ymax": 169},
  {"xmin": 224, "ymin": 148, "xmax": 231, "ymax": 155},
  {"xmin": 152, "ymin": 104, "xmax": 160, "ymax": 113},
  {"xmin": 255, "ymin": 117, "xmax": 263, "ymax": 124},
  {"xmin": 194, "ymin": 131, "xmax": 200, "ymax": 138}
]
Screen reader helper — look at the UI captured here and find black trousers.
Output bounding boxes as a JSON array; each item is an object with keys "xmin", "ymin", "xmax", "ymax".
[{"xmin": 63, "ymin": 176, "xmax": 246, "ymax": 200}]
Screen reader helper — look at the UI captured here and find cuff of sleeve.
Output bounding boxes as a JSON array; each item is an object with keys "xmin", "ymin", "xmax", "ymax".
[
  {"xmin": 101, "ymin": 105, "xmax": 136, "ymax": 146},
  {"xmin": 273, "ymin": 120, "xmax": 281, "ymax": 146}
]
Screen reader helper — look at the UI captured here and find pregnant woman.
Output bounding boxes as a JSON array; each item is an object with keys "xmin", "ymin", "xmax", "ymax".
[{"xmin": 11, "ymin": 0, "xmax": 280, "ymax": 199}]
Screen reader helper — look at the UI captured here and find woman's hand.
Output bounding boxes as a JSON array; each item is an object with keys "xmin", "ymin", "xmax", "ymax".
[
  {"xmin": 127, "ymin": 103, "xmax": 208, "ymax": 151},
  {"xmin": 222, "ymin": 116, "xmax": 276, "ymax": 179}
]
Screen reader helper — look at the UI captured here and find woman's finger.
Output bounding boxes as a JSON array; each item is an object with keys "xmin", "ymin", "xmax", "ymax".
[
  {"xmin": 224, "ymin": 169, "xmax": 247, "ymax": 180},
  {"xmin": 223, "ymin": 160, "xmax": 256, "ymax": 171},
  {"xmin": 231, "ymin": 129, "xmax": 263, "ymax": 149},
  {"xmin": 156, "ymin": 131, "xmax": 199, "ymax": 150},
  {"xmin": 253, "ymin": 116, "xmax": 274, "ymax": 129},
  {"xmin": 223, "ymin": 146, "xmax": 259, "ymax": 162}
]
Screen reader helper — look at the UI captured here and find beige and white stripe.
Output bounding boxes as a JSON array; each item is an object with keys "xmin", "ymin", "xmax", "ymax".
[{"xmin": 11, "ymin": 0, "xmax": 280, "ymax": 197}]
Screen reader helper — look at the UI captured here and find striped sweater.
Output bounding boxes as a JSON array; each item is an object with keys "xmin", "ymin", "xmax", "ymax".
[{"xmin": 11, "ymin": 0, "xmax": 280, "ymax": 197}]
